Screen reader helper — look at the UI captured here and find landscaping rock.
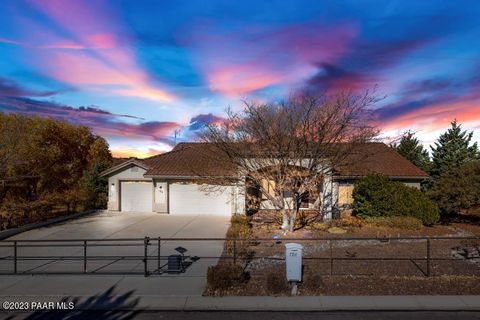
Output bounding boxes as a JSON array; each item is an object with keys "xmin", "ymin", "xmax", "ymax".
[{"xmin": 452, "ymin": 245, "xmax": 480, "ymax": 264}]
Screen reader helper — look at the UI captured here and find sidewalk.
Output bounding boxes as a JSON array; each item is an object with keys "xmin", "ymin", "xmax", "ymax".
[{"xmin": 0, "ymin": 295, "xmax": 478, "ymax": 311}]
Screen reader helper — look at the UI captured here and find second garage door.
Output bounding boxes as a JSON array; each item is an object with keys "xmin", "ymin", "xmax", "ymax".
[
  {"xmin": 169, "ymin": 183, "xmax": 232, "ymax": 215},
  {"xmin": 120, "ymin": 181, "xmax": 153, "ymax": 212}
]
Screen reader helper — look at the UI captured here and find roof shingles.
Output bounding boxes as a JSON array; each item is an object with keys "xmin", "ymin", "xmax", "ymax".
[
  {"xmin": 143, "ymin": 143, "xmax": 236, "ymax": 177},
  {"xmin": 134, "ymin": 142, "xmax": 428, "ymax": 179}
]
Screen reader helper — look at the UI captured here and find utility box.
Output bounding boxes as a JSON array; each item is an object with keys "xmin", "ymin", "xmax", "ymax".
[
  {"xmin": 167, "ymin": 254, "xmax": 184, "ymax": 273},
  {"xmin": 285, "ymin": 243, "xmax": 303, "ymax": 282}
]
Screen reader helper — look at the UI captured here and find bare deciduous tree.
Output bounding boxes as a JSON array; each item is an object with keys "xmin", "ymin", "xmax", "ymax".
[{"xmin": 200, "ymin": 90, "xmax": 380, "ymax": 233}]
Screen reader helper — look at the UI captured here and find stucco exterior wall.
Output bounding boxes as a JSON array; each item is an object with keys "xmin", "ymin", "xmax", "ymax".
[{"xmin": 232, "ymin": 180, "xmax": 246, "ymax": 215}]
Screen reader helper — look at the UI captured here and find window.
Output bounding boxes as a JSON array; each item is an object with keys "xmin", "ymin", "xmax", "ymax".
[
  {"xmin": 338, "ymin": 184, "xmax": 354, "ymax": 205},
  {"xmin": 261, "ymin": 179, "xmax": 276, "ymax": 199}
]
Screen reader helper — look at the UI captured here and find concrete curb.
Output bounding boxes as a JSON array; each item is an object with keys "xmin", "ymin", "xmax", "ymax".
[
  {"xmin": 0, "ymin": 210, "xmax": 99, "ymax": 240},
  {"xmin": 0, "ymin": 295, "xmax": 478, "ymax": 311}
]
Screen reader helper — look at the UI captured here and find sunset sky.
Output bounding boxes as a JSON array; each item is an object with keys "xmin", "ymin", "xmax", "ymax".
[{"xmin": 0, "ymin": 0, "xmax": 479, "ymax": 158}]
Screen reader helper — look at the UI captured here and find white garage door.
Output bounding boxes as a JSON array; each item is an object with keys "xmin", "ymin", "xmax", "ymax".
[
  {"xmin": 120, "ymin": 181, "xmax": 153, "ymax": 212},
  {"xmin": 169, "ymin": 183, "xmax": 232, "ymax": 215}
]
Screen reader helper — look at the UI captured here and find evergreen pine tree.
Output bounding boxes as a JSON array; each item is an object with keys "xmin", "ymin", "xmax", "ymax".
[
  {"xmin": 430, "ymin": 120, "xmax": 479, "ymax": 177},
  {"xmin": 392, "ymin": 131, "xmax": 431, "ymax": 172}
]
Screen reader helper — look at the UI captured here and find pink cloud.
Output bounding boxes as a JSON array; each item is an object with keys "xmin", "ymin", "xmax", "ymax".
[
  {"xmin": 111, "ymin": 147, "xmax": 167, "ymax": 159},
  {"xmin": 85, "ymin": 33, "xmax": 118, "ymax": 49},
  {"xmin": 47, "ymin": 52, "xmax": 127, "ymax": 85},
  {"xmin": 45, "ymin": 51, "xmax": 172, "ymax": 101},
  {"xmin": 379, "ymin": 92, "xmax": 480, "ymax": 133},
  {"xmin": 98, "ymin": 121, "xmax": 181, "ymax": 142},
  {"xmin": 181, "ymin": 21, "xmax": 357, "ymax": 96},
  {"xmin": 208, "ymin": 65, "xmax": 284, "ymax": 96},
  {"xmin": 40, "ymin": 42, "xmax": 86, "ymax": 50},
  {"xmin": 23, "ymin": 0, "xmax": 174, "ymax": 101}
]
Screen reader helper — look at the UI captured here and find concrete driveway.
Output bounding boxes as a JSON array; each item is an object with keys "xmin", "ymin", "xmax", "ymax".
[
  {"xmin": 0, "ymin": 211, "xmax": 230, "ymax": 296},
  {"xmin": 7, "ymin": 210, "xmax": 230, "ymax": 240}
]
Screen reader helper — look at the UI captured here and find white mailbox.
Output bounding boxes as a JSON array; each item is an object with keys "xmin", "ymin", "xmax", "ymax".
[{"xmin": 285, "ymin": 243, "xmax": 303, "ymax": 282}]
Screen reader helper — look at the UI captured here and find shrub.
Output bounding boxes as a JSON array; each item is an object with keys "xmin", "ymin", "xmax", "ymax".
[
  {"xmin": 225, "ymin": 215, "xmax": 255, "ymax": 258},
  {"xmin": 207, "ymin": 263, "xmax": 249, "ymax": 290},
  {"xmin": 230, "ymin": 215, "xmax": 251, "ymax": 227},
  {"xmin": 226, "ymin": 223, "xmax": 252, "ymax": 239},
  {"xmin": 362, "ymin": 216, "xmax": 423, "ymax": 230},
  {"xmin": 266, "ymin": 272, "xmax": 289, "ymax": 294},
  {"xmin": 427, "ymin": 161, "xmax": 480, "ymax": 216},
  {"xmin": 352, "ymin": 175, "xmax": 440, "ymax": 225},
  {"xmin": 226, "ymin": 215, "xmax": 253, "ymax": 240}
]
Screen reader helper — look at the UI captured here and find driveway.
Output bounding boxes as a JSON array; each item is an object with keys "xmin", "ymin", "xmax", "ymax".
[
  {"xmin": 6, "ymin": 210, "xmax": 230, "ymax": 240},
  {"xmin": 0, "ymin": 211, "xmax": 230, "ymax": 296}
]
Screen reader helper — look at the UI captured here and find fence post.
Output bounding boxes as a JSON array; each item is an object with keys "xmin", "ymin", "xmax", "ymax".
[
  {"xmin": 144, "ymin": 236, "xmax": 150, "ymax": 277},
  {"xmin": 83, "ymin": 240, "xmax": 87, "ymax": 273},
  {"xmin": 157, "ymin": 237, "xmax": 161, "ymax": 272},
  {"xmin": 233, "ymin": 239, "xmax": 237, "ymax": 264},
  {"xmin": 329, "ymin": 239, "xmax": 333, "ymax": 276},
  {"xmin": 426, "ymin": 238, "xmax": 431, "ymax": 277},
  {"xmin": 13, "ymin": 241, "xmax": 17, "ymax": 274}
]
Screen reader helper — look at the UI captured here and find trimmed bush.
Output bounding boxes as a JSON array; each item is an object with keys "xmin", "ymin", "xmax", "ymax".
[
  {"xmin": 207, "ymin": 263, "xmax": 249, "ymax": 290},
  {"xmin": 225, "ymin": 215, "xmax": 255, "ymax": 259},
  {"xmin": 227, "ymin": 215, "xmax": 252, "ymax": 238},
  {"xmin": 352, "ymin": 175, "xmax": 440, "ymax": 225}
]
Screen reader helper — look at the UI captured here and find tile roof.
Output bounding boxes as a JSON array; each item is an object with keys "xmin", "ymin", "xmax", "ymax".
[
  {"xmin": 333, "ymin": 142, "xmax": 428, "ymax": 178},
  {"xmin": 129, "ymin": 142, "xmax": 429, "ymax": 179},
  {"xmin": 142, "ymin": 143, "xmax": 236, "ymax": 177}
]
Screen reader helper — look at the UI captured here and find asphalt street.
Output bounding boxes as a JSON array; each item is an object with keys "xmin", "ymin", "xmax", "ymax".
[{"xmin": 1, "ymin": 311, "xmax": 480, "ymax": 320}]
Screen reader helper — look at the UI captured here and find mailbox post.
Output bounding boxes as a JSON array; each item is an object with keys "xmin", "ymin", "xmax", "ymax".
[{"xmin": 285, "ymin": 243, "xmax": 303, "ymax": 296}]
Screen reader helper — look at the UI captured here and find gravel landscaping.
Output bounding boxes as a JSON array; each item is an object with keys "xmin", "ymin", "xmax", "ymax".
[{"xmin": 205, "ymin": 215, "xmax": 480, "ymax": 296}]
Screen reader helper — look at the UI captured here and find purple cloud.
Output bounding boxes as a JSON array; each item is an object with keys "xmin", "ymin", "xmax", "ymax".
[
  {"xmin": 0, "ymin": 77, "xmax": 58, "ymax": 97},
  {"xmin": 0, "ymin": 96, "xmax": 179, "ymax": 144},
  {"xmin": 189, "ymin": 113, "xmax": 224, "ymax": 130},
  {"xmin": 307, "ymin": 63, "xmax": 374, "ymax": 92}
]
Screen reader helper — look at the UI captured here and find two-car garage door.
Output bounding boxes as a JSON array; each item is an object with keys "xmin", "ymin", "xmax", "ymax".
[
  {"xmin": 119, "ymin": 181, "xmax": 232, "ymax": 215},
  {"xmin": 120, "ymin": 181, "xmax": 152, "ymax": 212},
  {"xmin": 169, "ymin": 183, "xmax": 232, "ymax": 216}
]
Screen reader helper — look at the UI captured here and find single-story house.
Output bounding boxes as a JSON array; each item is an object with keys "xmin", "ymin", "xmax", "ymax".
[{"xmin": 101, "ymin": 142, "xmax": 428, "ymax": 219}]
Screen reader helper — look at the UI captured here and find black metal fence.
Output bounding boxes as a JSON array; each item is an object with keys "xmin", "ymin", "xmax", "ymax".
[{"xmin": 0, "ymin": 236, "xmax": 479, "ymax": 277}]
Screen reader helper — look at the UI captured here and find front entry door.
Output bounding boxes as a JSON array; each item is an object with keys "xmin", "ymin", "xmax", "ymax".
[{"xmin": 154, "ymin": 181, "xmax": 168, "ymax": 213}]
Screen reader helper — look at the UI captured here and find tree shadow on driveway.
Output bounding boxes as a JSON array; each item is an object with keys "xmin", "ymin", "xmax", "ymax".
[{"xmin": 7, "ymin": 285, "xmax": 141, "ymax": 320}]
